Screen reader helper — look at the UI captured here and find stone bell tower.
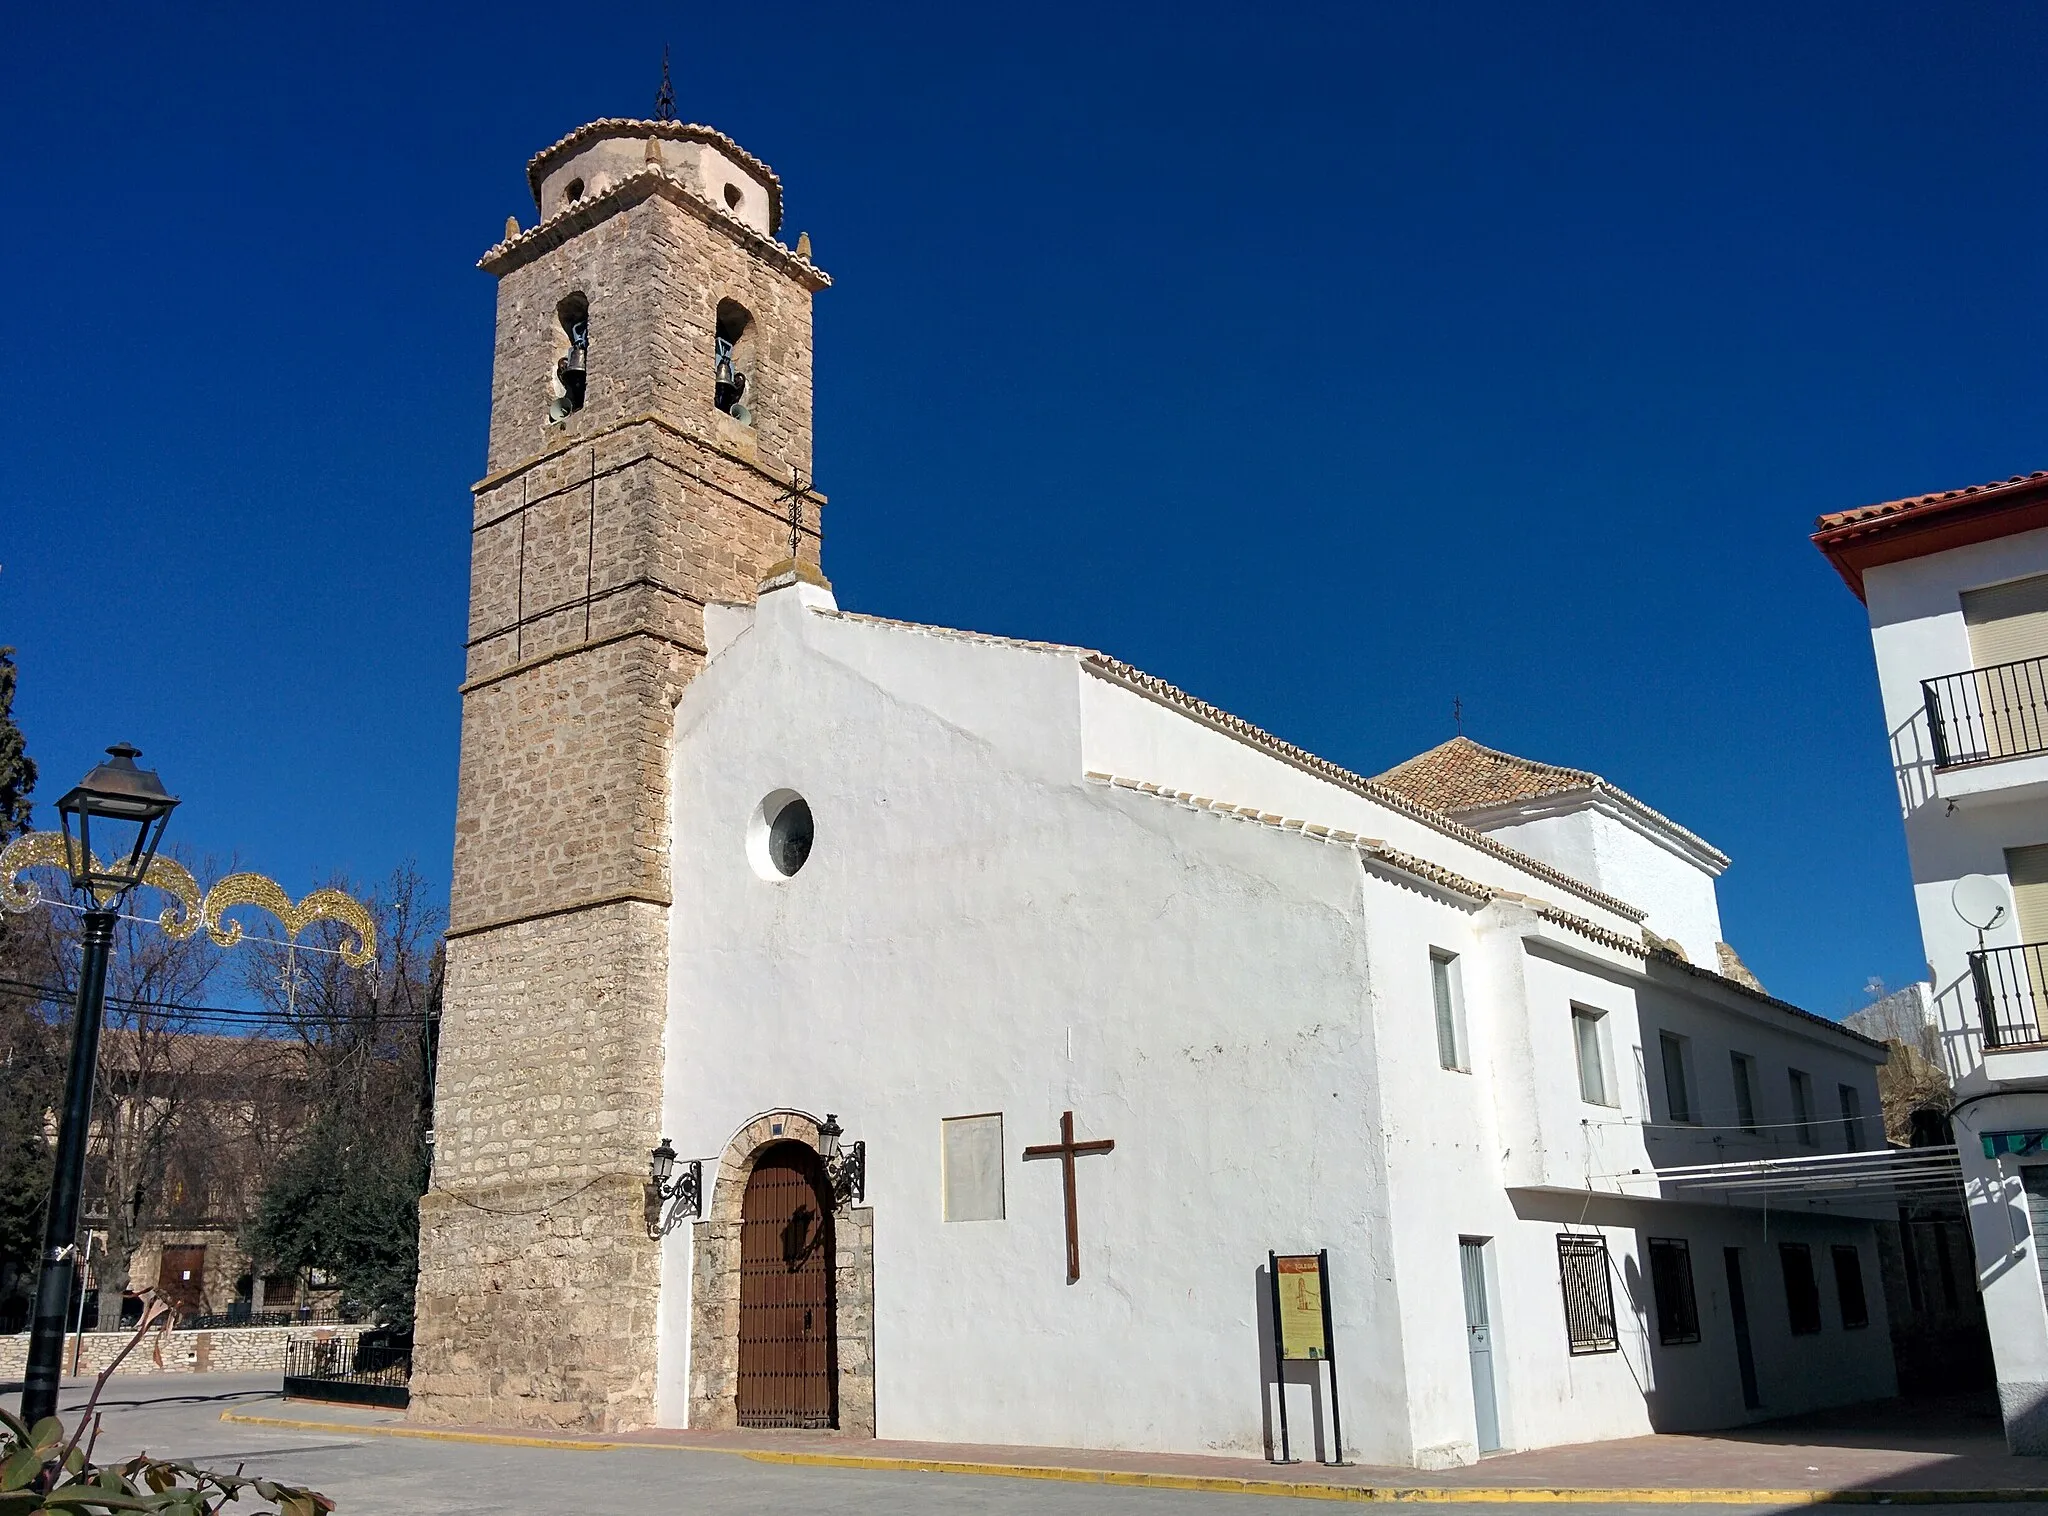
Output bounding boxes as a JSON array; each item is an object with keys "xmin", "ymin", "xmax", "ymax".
[{"xmin": 411, "ymin": 114, "xmax": 829, "ymax": 1430}]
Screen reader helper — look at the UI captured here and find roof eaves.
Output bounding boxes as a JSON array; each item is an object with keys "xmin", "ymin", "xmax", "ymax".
[
  {"xmin": 1084, "ymin": 773, "xmax": 1496, "ymax": 903},
  {"xmin": 1535, "ymin": 907, "xmax": 1885, "ymax": 1053},
  {"xmin": 1081, "ymin": 658, "xmax": 1647, "ymax": 923},
  {"xmin": 480, "ymin": 165, "xmax": 829, "ymax": 289},
  {"xmin": 525, "ymin": 117, "xmax": 784, "ymax": 231}
]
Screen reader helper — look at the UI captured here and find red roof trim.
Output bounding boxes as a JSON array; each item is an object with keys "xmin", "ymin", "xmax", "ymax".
[{"xmin": 1812, "ymin": 474, "xmax": 2048, "ymax": 602}]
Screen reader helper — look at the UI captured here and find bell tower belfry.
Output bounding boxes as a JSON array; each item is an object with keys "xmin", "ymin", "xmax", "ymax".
[{"xmin": 412, "ymin": 115, "xmax": 829, "ymax": 1430}]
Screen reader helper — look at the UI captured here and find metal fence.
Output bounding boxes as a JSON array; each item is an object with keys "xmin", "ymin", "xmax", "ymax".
[
  {"xmin": 282, "ymin": 1334, "xmax": 411, "ymax": 1410},
  {"xmin": 182, "ymin": 1306, "xmax": 349, "ymax": 1331},
  {"xmin": 1968, "ymin": 943, "xmax": 2048, "ymax": 1049},
  {"xmin": 1923, "ymin": 655, "xmax": 2048, "ymax": 768}
]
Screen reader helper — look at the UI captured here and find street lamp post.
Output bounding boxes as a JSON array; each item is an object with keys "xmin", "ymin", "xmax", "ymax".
[{"xmin": 18, "ymin": 744, "xmax": 178, "ymax": 1428}]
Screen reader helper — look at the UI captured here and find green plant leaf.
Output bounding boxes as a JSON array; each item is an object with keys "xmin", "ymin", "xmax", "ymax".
[
  {"xmin": 0, "ymin": 1448, "xmax": 41, "ymax": 1492},
  {"xmin": 29, "ymin": 1418, "xmax": 64, "ymax": 1454},
  {"xmin": 41, "ymin": 1488, "xmax": 168, "ymax": 1510}
]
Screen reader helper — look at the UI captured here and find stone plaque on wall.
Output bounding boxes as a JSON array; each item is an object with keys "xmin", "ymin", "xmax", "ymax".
[{"xmin": 942, "ymin": 1114, "xmax": 1005, "ymax": 1222}]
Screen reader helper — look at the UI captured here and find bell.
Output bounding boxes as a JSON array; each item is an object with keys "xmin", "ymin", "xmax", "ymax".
[{"xmin": 715, "ymin": 361, "xmax": 747, "ymax": 417}]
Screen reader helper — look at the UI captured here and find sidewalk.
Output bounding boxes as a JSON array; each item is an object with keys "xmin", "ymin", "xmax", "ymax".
[{"xmin": 222, "ymin": 1393, "xmax": 2048, "ymax": 1504}]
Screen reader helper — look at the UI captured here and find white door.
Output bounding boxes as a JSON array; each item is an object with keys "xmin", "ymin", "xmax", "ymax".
[{"xmin": 1460, "ymin": 1239, "xmax": 1501, "ymax": 1453}]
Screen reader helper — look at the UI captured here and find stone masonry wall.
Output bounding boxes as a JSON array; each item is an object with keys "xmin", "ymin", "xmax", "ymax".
[
  {"xmin": 411, "ymin": 127, "xmax": 820, "ymax": 1433},
  {"xmin": 0, "ymin": 1325, "xmax": 362, "ymax": 1379}
]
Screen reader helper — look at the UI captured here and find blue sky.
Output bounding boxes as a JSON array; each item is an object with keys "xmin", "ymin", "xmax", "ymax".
[{"xmin": 4, "ymin": 2, "xmax": 2045, "ymax": 1017}]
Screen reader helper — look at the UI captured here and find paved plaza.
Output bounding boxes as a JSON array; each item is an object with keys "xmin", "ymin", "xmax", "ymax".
[{"xmin": 18, "ymin": 1374, "xmax": 2044, "ymax": 1515}]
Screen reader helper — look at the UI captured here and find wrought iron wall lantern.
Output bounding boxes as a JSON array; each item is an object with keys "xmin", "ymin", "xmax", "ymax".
[
  {"xmin": 817, "ymin": 1113, "xmax": 866, "ymax": 1209},
  {"xmin": 645, "ymin": 1137, "xmax": 703, "ymax": 1238}
]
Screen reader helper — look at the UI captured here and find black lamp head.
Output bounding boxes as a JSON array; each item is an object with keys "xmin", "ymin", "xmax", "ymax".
[{"xmin": 55, "ymin": 743, "xmax": 179, "ymax": 900}]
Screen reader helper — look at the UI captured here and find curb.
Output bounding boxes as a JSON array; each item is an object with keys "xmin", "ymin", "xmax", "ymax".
[{"xmin": 218, "ymin": 1412, "xmax": 2048, "ymax": 1505}]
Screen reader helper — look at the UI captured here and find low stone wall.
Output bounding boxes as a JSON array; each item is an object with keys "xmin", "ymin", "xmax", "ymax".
[{"xmin": 0, "ymin": 1324, "xmax": 364, "ymax": 1378}]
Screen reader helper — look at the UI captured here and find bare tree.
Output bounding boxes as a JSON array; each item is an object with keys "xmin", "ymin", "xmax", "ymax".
[{"xmin": 242, "ymin": 866, "xmax": 444, "ymax": 1326}]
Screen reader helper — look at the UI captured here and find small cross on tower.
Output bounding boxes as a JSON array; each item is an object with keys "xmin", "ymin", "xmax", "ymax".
[
  {"xmin": 1023, "ymin": 1110, "xmax": 1116, "ymax": 1284},
  {"xmin": 777, "ymin": 467, "xmax": 816, "ymax": 569}
]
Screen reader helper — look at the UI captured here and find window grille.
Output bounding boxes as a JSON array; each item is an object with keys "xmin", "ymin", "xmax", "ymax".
[
  {"xmin": 1431, "ymin": 951, "xmax": 1464, "ymax": 1071},
  {"xmin": 1557, "ymin": 1233, "xmax": 1618, "ymax": 1354},
  {"xmin": 1647, "ymin": 1237, "xmax": 1700, "ymax": 1345},
  {"xmin": 1779, "ymin": 1242, "xmax": 1822, "ymax": 1335},
  {"xmin": 1831, "ymin": 1245, "xmax": 1869, "ymax": 1329}
]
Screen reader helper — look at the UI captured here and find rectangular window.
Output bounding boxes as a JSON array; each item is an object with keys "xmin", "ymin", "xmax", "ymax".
[
  {"xmin": 1431, "ymin": 950, "xmax": 1467, "ymax": 1071},
  {"xmin": 1557, "ymin": 1233, "xmax": 1619, "ymax": 1354},
  {"xmin": 1647, "ymin": 1237, "xmax": 1701, "ymax": 1345},
  {"xmin": 1730, "ymin": 1053, "xmax": 1758, "ymax": 1132},
  {"xmin": 1789, "ymin": 1069, "xmax": 1816, "ymax": 1145},
  {"xmin": 1779, "ymin": 1242, "xmax": 1822, "ymax": 1334},
  {"xmin": 1832, "ymin": 1244, "xmax": 1869, "ymax": 1329},
  {"xmin": 1573, "ymin": 1006, "xmax": 1612, "ymax": 1106},
  {"xmin": 1659, "ymin": 1033, "xmax": 1694, "ymax": 1124},
  {"xmin": 941, "ymin": 1113, "xmax": 1005, "ymax": 1222},
  {"xmin": 1838, "ymin": 1084, "xmax": 1865, "ymax": 1150}
]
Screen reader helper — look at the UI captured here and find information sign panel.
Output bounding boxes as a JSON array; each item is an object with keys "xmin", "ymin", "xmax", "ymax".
[{"xmin": 1274, "ymin": 1254, "xmax": 1330, "ymax": 1361}]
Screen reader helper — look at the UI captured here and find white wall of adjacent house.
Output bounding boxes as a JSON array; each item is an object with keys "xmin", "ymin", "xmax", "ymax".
[
  {"xmin": 652, "ymin": 583, "xmax": 1900, "ymax": 1462},
  {"xmin": 1862, "ymin": 533, "xmax": 2048, "ymax": 1452}
]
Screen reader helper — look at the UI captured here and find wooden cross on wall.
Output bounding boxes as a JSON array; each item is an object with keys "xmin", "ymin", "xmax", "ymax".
[{"xmin": 1023, "ymin": 1110, "xmax": 1115, "ymax": 1284}]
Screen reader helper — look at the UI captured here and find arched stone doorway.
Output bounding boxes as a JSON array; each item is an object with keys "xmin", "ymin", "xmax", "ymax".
[
  {"xmin": 737, "ymin": 1142, "xmax": 837, "ymax": 1428},
  {"xmin": 689, "ymin": 1110, "xmax": 875, "ymax": 1434}
]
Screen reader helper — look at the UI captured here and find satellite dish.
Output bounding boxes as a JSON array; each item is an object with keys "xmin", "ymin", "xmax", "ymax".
[{"xmin": 1952, "ymin": 874, "xmax": 2009, "ymax": 934}]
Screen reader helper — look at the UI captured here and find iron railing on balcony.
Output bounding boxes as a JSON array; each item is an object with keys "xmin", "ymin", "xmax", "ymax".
[
  {"xmin": 1968, "ymin": 943, "xmax": 2048, "ymax": 1050},
  {"xmin": 1923, "ymin": 655, "xmax": 2048, "ymax": 768}
]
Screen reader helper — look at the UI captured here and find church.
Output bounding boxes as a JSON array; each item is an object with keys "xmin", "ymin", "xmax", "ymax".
[{"xmin": 413, "ymin": 107, "xmax": 1902, "ymax": 1466}]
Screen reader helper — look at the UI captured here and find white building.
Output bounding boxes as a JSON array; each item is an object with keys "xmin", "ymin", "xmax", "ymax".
[
  {"xmin": 1817, "ymin": 471, "xmax": 2048, "ymax": 1452},
  {"xmin": 653, "ymin": 568, "xmax": 1899, "ymax": 1463}
]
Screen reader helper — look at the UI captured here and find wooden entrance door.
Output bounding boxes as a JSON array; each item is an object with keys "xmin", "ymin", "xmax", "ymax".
[
  {"xmin": 157, "ymin": 1245, "xmax": 206, "ymax": 1320},
  {"xmin": 736, "ymin": 1142, "xmax": 837, "ymax": 1428}
]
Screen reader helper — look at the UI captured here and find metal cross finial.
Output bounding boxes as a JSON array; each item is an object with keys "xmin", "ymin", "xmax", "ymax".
[
  {"xmin": 778, "ymin": 467, "xmax": 814, "ymax": 565},
  {"xmin": 654, "ymin": 44, "xmax": 676, "ymax": 123},
  {"xmin": 1453, "ymin": 696, "xmax": 1463, "ymax": 734}
]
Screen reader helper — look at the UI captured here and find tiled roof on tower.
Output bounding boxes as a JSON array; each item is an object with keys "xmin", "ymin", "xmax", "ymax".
[
  {"xmin": 1374, "ymin": 735, "xmax": 1727, "ymax": 867},
  {"xmin": 1373, "ymin": 735, "xmax": 1601, "ymax": 813}
]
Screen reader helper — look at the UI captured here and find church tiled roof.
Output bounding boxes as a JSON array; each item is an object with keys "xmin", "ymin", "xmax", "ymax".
[
  {"xmin": 1374, "ymin": 736, "xmax": 1598, "ymax": 813},
  {"xmin": 1374, "ymin": 737, "xmax": 1728, "ymax": 869},
  {"xmin": 827, "ymin": 610, "xmax": 1648, "ymax": 922}
]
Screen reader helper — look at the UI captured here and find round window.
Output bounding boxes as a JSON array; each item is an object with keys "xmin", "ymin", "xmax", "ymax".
[
  {"xmin": 565, "ymin": 177, "xmax": 585, "ymax": 201},
  {"xmin": 748, "ymin": 790, "xmax": 815, "ymax": 880}
]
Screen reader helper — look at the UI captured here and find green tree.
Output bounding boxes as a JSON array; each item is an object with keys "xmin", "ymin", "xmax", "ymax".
[
  {"xmin": 0, "ymin": 646, "xmax": 34, "ymax": 840},
  {"xmin": 0, "ymin": 644, "xmax": 50, "ymax": 1326}
]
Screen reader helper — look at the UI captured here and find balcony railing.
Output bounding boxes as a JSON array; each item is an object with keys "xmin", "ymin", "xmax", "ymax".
[
  {"xmin": 1968, "ymin": 943, "xmax": 2048, "ymax": 1050},
  {"xmin": 1924, "ymin": 655, "xmax": 2048, "ymax": 768}
]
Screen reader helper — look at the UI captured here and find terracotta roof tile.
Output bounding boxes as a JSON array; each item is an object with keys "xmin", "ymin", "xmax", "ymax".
[
  {"xmin": 1374, "ymin": 736, "xmax": 1727, "ymax": 868},
  {"xmin": 1814, "ymin": 471, "xmax": 2048, "ymax": 532},
  {"xmin": 1373, "ymin": 735, "xmax": 1597, "ymax": 813}
]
